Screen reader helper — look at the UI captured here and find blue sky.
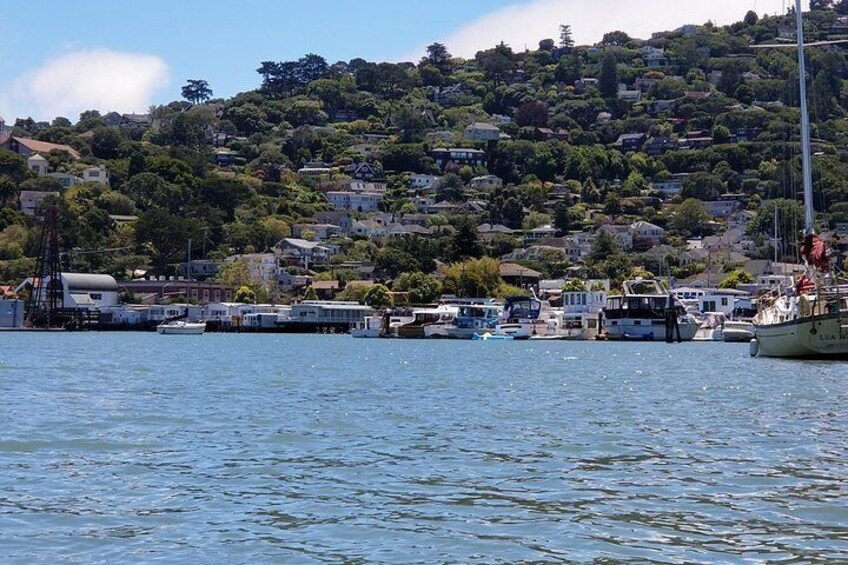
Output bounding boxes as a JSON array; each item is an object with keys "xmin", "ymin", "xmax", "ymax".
[{"xmin": 0, "ymin": 0, "xmax": 791, "ymax": 122}]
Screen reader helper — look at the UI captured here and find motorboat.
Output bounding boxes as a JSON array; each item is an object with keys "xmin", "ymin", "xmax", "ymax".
[
  {"xmin": 157, "ymin": 320, "xmax": 206, "ymax": 335},
  {"xmin": 444, "ymin": 301, "xmax": 501, "ymax": 339},
  {"xmin": 602, "ymin": 279, "xmax": 699, "ymax": 342},
  {"xmin": 723, "ymin": 299, "xmax": 757, "ymax": 343},
  {"xmin": 472, "ymin": 332, "xmax": 514, "ymax": 341},
  {"xmin": 723, "ymin": 320, "xmax": 756, "ymax": 343},
  {"xmin": 495, "ymin": 295, "xmax": 548, "ymax": 339},
  {"xmin": 694, "ymin": 312, "xmax": 726, "ymax": 341},
  {"xmin": 395, "ymin": 304, "xmax": 458, "ymax": 338}
]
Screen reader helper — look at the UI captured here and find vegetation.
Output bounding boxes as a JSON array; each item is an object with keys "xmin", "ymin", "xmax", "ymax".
[{"xmin": 2, "ymin": 6, "xmax": 845, "ymax": 299}]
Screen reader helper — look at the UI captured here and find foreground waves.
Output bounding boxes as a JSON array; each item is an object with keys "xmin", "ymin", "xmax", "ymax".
[{"xmin": 1, "ymin": 333, "xmax": 846, "ymax": 563}]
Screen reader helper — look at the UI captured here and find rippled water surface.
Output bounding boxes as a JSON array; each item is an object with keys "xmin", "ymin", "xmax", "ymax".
[{"xmin": 1, "ymin": 333, "xmax": 847, "ymax": 563}]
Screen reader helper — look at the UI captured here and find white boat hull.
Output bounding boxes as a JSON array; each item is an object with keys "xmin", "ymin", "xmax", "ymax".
[
  {"xmin": 754, "ymin": 314, "xmax": 848, "ymax": 358},
  {"xmin": 723, "ymin": 321, "xmax": 755, "ymax": 343},
  {"xmin": 157, "ymin": 322, "xmax": 206, "ymax": 335},
  {"xmin": 606, "ymin": 320, "xmax": 699, "ymax": 342}
]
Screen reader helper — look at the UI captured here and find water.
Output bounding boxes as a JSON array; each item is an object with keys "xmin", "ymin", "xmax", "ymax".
[{"xmin": 1, "ymin": 333, "xmax": 846, "ymax": 563}]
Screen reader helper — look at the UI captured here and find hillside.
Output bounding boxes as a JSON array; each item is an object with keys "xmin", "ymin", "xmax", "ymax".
[{"xmin": 2, "ymin": 5, "xmax": 848, "ymax": 302}]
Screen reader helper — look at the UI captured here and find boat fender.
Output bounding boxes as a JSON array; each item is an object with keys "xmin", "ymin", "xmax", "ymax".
[{"xmin": 749, "ymin": 338, "xmax": 759, "ymax": 357}]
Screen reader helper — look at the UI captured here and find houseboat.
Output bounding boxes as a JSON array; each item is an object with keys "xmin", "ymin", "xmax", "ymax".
[
  {"xmin": 602, "ymin": 279, "xmax": 699, "ymax": 341},
  {"xmin": 395, "ymin": 304, "xmax": 459, "ymax": 338},
  {"xmin": 532, "ymin": 290, "xmax": 606, "ymax": 340},
  {"xmin": 444, "ymin": 301, "xmax": 501, "ymax": 339}
]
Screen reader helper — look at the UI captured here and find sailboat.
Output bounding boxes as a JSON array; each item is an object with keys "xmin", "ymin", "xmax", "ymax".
[{"xmin": 751, "ymin": 0, "xmax": 848, "ymax": 358}]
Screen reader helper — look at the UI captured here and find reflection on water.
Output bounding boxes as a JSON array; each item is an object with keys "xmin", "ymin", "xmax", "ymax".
[{"xmin": 1, "ymin": 334, "xmax": 847, "ymax": 563}]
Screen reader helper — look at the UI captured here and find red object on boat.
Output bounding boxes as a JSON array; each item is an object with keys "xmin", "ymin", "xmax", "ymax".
[{"xmin": 799, "ymin": 234, "xmax": 831, "ymax": 272}]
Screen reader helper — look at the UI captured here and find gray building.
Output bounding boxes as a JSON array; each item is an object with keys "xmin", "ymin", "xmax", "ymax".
[{"xmin": 0, "ymin": 299, "xmax": 24, "ymax": 328}]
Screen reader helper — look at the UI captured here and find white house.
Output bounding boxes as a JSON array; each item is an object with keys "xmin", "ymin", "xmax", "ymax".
[
  {"xmin": 46, "ymin": 172, "xmax": 83, "ymax": 188},
  {"xmin": 525, "ymin": 225, "xmax": 558, "ymax": 241},
  {"xmin": 19, "ymin": 190, "xmax": 59, "ymax": 215},
  {"xmin": 297, "ymin": 166, "xmax": 333, "ymax": 178},
  {"xmin": 82, "ymin": 165, "xmax": 109, "ymax": 185},
  {"xmin": 469, "ymin": 174, "xmax": 503, "ymax": 189},
  {"xmin": 275, "ymin": 238, "xmax": 335, "ymax": 268},
  {"xmin": 326, "ymin": 191, "xmax": 383, "ymax": 213},
  {"xmin": 630, "ymin": 221, "xmax": 665, "ymax": 247},
  {"xmin": 699, "ymin": 288, "xmax": 750, "ymax": 315},
  {"xmin": 27, "ymin": 154, "xmax": 48, "ymax": 176},
  {"xmin": 704, "ymin": 199, "xmax": 740, "ymax": 218},
  {"xmin": 224, "ymin": 253, "xmax": 280, "ymax": 284},
  {"xmin": 409, "ymin": 173, "xmax": 440, "ymax": 190},
  {"xmin": 463, "ymin": 122, "xmax": 501, "ymax": 142}
]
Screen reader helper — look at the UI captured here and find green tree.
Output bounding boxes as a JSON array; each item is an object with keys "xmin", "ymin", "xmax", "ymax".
[
  {"xmin": 602, "ymin": 30, "xmax": 631, "ymax": 47},
  {"xmin": 233, "ymin": 285, "xmax": 256, "ymax": 303},
  {"xmin": 590, "ymin": 229, "xmax": 619, "ymax": 261},
  {"xmin": 442, "ymin": 257, "xmax": 503, "ymax": 298},
  {"xmin": 719, "ymin": 269, "xmax": 755, "ymax": 289},
  {"xmin": 599, "ymin": 51, "xmax": 619, "ymax": 98},
  {"xmin": 553, "ymin": 201, "xmax": 571, "ymax": 236},
  {"xmin": 559, "ymin": 24, "xmax": 575, "ymax": 50},
  {"xmin": 669, "ymin": 198, "xmax": 710, "ymax": 237},
  {"xmin": 181, "ymin": 79, "xmax": 213, "ymax": 105},
  {"xmin": 364, "ymin": 283, "xmax": 393, "ymax": 308},
  {"xmin": 424, "ymin": 43, "xmax": 452, "ymax": 73},
  {"xmin": 303, "ymin": 285, "xmax": 318, "ymax": 300},
  {"xmin": 562, "ymin": 278, "xmax": 586, "ymax": 292},
  {"xmin": 555, "ymin": 54, "xmax": 583, "ymax": 85},
  {"xmin": 392, "ymin": 272, "xmax": 443, "ymax": 304}
]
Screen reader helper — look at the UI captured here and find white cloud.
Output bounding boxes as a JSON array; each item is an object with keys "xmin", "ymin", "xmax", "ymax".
[
  {"xmin": 402, "ymin": 0, "xmax": 801, "ymax": 61},
  {"xmin": 0, "ymin": 49, "xmax": 169, "ymax": 122}
]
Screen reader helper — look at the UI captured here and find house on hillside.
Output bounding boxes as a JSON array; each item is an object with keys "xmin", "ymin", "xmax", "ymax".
[
  {"xmin": 409, "ymin": 173, "xmax": 440, "ymax": 190},
  {"xmin": 534, "ymin": 127, "xmax": 570, "ymax": 142},
  {"xmin": 430, "ymin": 148, "xmax": 487, "ymax": 170},
  {"xmin": 27, "ymin": 154, "xmax": 49, "ymax": 176},
  {"xmin": 469, "ymin": 175, "xmax": 503, "ymax": 189},
  {"xmin": 463, "ymin": 122, "xmax": 501, "ymax": 142},
  {"xmin": 20, "ymin": 190, "xmax": 59, "ymax": 215},
  {"xmin": 274, "ymin": 238, "xmax": 335, "ymax": 268},
  {"xmin": 46, "ymin": 172, "xmax": 83, "ymax": 188},
  {"xmin": 643, "ymin": 136, "xmax": 677, "ymax": 156},
  {"xmin": 612, "ymin": 133, "xmax": 647, "ymax": 152},
  {"xmin": 346, "ymin": 161, "xmax": 384, "ymax": 181},
  {"xmin": 630, "ymin": 221, "xmax": 665, "ymax": 249},
  {"xmin": 82, "ymin": 165, "xmax": 109, "ymax": 185},
  {"xmin": 2, "ymin": 137, "xmax": 81, "ymax": 160},
  {"xmin": 597, "ymin": 225, "xmax": 634, "ymax": 251},
  {"xmin": 326, "ymin": 191, "xmax": 383, "ymax": 213}
]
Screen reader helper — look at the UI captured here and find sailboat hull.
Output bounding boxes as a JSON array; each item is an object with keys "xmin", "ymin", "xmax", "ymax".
[{"xmin": 754, "ymin": 313, "xmax": 848, "ymax": 358}]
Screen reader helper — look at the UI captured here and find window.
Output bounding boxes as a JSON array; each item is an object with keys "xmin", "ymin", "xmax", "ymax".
[
  {"xmin": 721, "ymin": 298, "xmax": 728, "ymax": 306},
  {"xmin": 90, "ymin": 293, "xmax": 102, "ymax": 300}
]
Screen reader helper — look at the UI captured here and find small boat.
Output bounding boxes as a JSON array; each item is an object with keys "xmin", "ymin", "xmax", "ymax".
[
  {"xmin": 351, "ymin": 316, "xmax": 383, "ymax": 338},
  {"xmin": 693, "ymin": 312, "xmax": 726, "ymax": 341},
  {"xmin": 157, "ymin": 320, "xmax": 206, "ymax": 335},
  {"xmin": 722, "ymin": 320, "xmax": 756, "ymax": 343},
  {"xmin": 472, "ymin": 332, "xmax": 513, "ymax": 341}
]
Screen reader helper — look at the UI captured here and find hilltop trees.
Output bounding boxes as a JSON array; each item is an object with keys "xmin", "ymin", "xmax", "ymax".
[
  {"xmin": 181, "ymin": 79, "xmax": 213, "ymax": 105},
  {"xmin": 257, "ymin": 54, "xmax": 329, "ymax": 97}
]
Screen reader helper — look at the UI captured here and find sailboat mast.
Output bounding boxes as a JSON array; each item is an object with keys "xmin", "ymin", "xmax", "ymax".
[{"xmin": 795, "ymin": 0, "xmax": 815, "ymax": 234}]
